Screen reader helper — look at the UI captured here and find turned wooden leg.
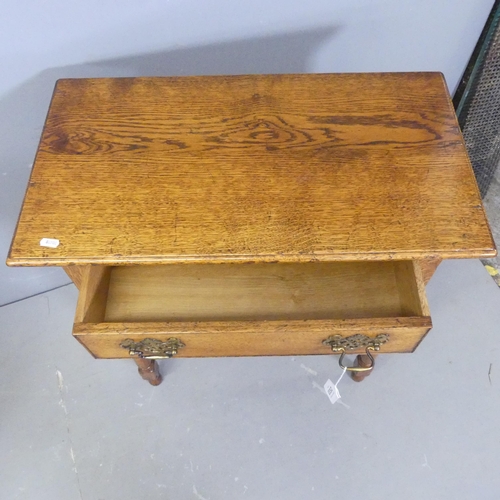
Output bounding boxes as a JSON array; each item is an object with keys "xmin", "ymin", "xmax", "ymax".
[
  {"xmin": 351, "ymin": 354, "xmax": 377, "ymax": 382},
  {"xmin": 134, "ymin": 358, "xmax": 162, "ymax": 386}
]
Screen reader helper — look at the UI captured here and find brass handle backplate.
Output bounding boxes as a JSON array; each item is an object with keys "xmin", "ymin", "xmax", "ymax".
[
  {"xmin": 322, "ymin": 334, "xmax": 389, "ymax": 372},
  {"xmin": 120, "ymin": 338, "xmax": 185, "ymax": 359}
]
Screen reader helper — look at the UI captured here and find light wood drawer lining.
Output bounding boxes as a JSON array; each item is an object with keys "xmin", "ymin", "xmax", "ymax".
[{"xmin": 101, "ymin": 261, "xmax": 426, "ymax": 322}]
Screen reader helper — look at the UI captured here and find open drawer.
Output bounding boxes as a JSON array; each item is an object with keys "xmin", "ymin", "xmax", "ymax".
[{"xmin": 72, "ymin": 261, "xmax": 432, "ymax": 359}]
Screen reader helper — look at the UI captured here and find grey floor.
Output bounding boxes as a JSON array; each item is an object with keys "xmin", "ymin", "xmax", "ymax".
[
  {"xmin": 1, "ymin": 258, "xmax": 500, "ymax": 500},
  {"xmin": 483, "ymin": 166, "xmax": 500, "ymax": 285}
]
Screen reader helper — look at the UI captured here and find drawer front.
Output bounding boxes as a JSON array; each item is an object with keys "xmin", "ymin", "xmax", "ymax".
[
  {"xmin": 72, "ymin": 260, "xmax": 432, "ymax": 359},
  {"xmin": 73, "ymin": 318, "xmax": 431, "ymax": 359}
]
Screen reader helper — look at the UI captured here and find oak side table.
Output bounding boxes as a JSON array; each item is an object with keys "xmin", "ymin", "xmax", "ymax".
[{"xmin": 7, "ymin": 73, "xmax": 496, "ymax": 385}]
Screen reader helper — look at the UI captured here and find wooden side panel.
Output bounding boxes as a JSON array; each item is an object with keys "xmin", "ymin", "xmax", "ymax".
[
  {"xmin": 412, "ymin": 261, "xmax": 431, "ymax": 316},
  {"xmin": 419, "ymin": 257, "xmax": 443, "ymax": 285},
  {"xmin": 393, "ymin": 260, "xmax": 430, "ymax": 316},
  {"xmin": 74, "ymin": 266, "xmax": 112, "ymax": 323},
  {"xmin": 63, "ymin": 266, "xmax": 86, "ymax": 289},
  {"xmin": 73, "ymin": 318, "xmax": 432, "ymax": 359}
]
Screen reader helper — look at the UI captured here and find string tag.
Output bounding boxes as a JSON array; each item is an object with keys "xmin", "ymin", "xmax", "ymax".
[{"xmin": 324, "ymin": 367, "xmax": 347, "ymax": 405}]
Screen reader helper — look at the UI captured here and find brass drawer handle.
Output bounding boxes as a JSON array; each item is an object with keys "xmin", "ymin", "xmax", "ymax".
[
  {"xmin": 120, "ymin": 338, "xmax": 185, "ymax": 359},
  {"xmin": 338, "ymin": 348, "xmax": 375, "ymax": 372},
  {"xmin": 322, "ymin": 334, "xmax": 389, "ymax": 372}
]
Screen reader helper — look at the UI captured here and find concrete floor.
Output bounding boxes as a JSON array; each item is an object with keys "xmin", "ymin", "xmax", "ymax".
[
  {"xmin": 1, "ymin": 259, "xmax": 500, "ymax": 499},
  {"xmin": 483, "ymin": 166, "xmax": 500, "ymax": 286}
]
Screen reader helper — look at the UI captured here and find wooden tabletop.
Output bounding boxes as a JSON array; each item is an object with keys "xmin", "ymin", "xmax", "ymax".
[{"xmin": 7, "ymin": 73, "xmax": 496, "ymax": 266}]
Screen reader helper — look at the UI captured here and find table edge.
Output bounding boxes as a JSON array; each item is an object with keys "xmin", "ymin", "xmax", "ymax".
[{"xmin": 6, "ymin": 247, "xmax": 497, "ymax": 267}]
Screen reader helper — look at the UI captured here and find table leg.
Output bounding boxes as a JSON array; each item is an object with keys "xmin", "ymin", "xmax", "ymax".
[
  {"xmin": 351, "ymin": 354, "xmax": 377, "ymax": 382},
  {"xmin": 134, "ymin": 358, "xmax": 162, "ymax": 386}
]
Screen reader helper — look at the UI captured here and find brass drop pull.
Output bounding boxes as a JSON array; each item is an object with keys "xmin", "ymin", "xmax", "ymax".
[
  {"xmin": 322, "ymin": 334, "xmax": 389, "ymax": 372},
  {"xmin": 120, "ymin": 338, "xmax": 185, "ymax": 359}
]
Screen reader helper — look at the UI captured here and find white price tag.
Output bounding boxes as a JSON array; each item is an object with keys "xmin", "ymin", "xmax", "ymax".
[
  {"xmin": 40, "ymin": 238, "xmax": 60, "ymax": 248},
  {"xmin": 324, "ymin": 379, "xmax": 341, "ymax": 405}
]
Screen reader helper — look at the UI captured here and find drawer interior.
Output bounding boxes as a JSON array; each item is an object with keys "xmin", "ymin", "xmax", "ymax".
[{"xmin": 76, "ymin": 261, "xmax": 429, "ymax": 324}]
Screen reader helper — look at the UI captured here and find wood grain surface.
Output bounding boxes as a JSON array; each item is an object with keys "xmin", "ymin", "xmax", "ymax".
[
  {"xmin": 419, "ymin": 257, "xmax": 443, "ymax": 284},
  {"xmin": 73, "ymin": 317, "xmax": 432, "ymax": 358},
  {"xmin": 7, "ymin": 73, "xmax": 495, "ymax": 266},
  {"xmin": 63, "ymin": 266, "xmax": 85, "ymax": 289},
  {"xmin": 133, "ymin": 358, "xmax": 162, "ymax": 386},
  {"xmin": 394, "ymin": 260, "xmax": 430, "ymax": 316},
  {"xmin": 74, "ymin": 265, "xmax": 110, "ymax": 323},
  {"xmin": 73, "ymin": 260, "xmax": 431, "ymax": 358},
  {"xmin": 103, "ymin": 261, "xmax": 425, "ymax": 322}
]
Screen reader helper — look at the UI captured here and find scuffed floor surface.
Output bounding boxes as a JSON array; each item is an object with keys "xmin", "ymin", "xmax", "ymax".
[{"xmin": 1, "ymin": 259, "xmax": 500, "ymax": 499}]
